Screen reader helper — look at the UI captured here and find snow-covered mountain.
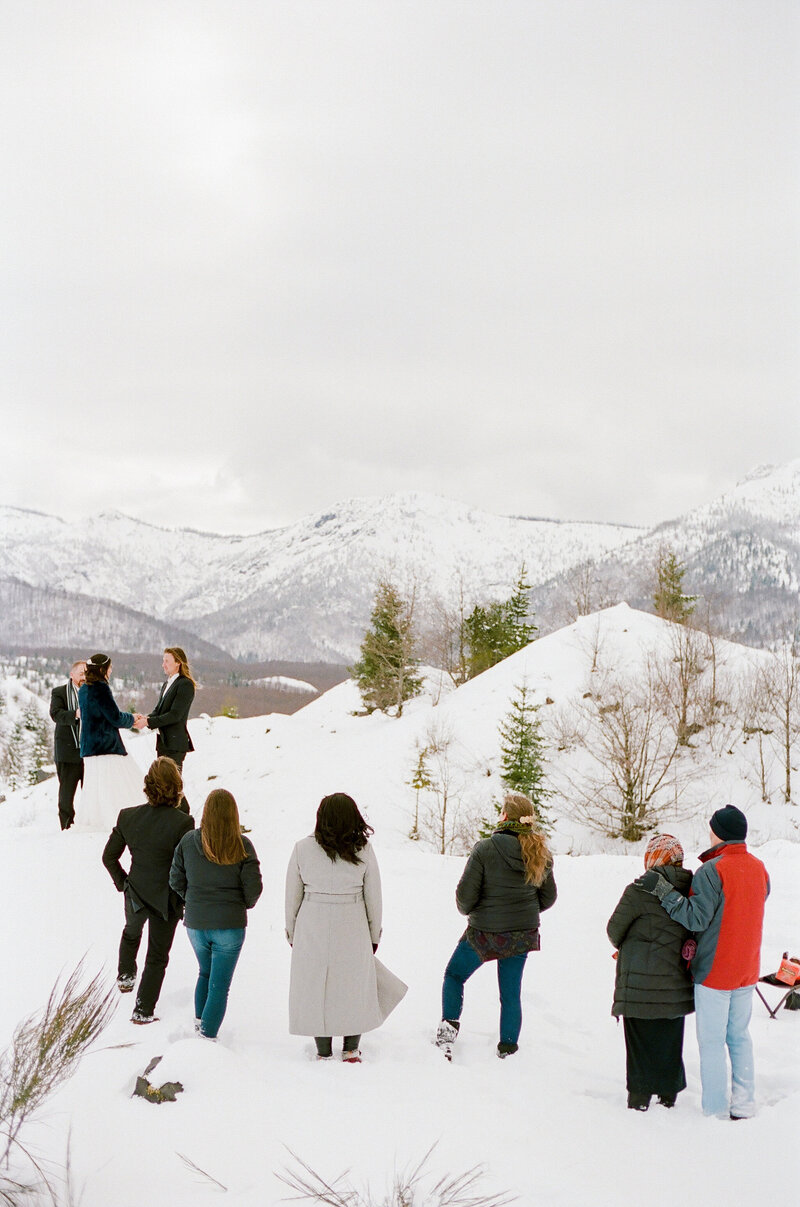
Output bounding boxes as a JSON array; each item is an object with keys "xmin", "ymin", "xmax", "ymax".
[
  {"xmin": 534, "ymin": 459, "xmax": 800, "ymax": 646},
  {"xmin": 2, "ymin": 460, "xmax": 799, "ymax": 659},
  {"xmin": 0, "ymin": 493, "xmax": 640, "ymax": 659}
]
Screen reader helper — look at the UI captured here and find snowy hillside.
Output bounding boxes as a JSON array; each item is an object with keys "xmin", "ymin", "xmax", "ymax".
[
  {"xmin": 0, "ymin": 606, "xmax": 797, "ymax": 1206},
  {"xmin": 0, "ymin": 493, "xmax": 640, "ymax": 659}
]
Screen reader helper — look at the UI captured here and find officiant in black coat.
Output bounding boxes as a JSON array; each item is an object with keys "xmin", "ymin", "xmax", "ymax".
[
  {"xmin": 102, "ymin": 756, "xmax": 195, "ymax": 1023},
  {"xmin": 49, "ymin": 659, "xmax": 86, "ymax": 829},
  {"xmin": 135, "ymin": 647, "xmax": 196, "ymax": 770}
]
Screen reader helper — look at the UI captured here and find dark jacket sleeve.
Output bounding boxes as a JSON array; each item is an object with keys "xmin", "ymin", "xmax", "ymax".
[
  {"xmin": 537, "ymin": 865, "xmax": 557, "ymax": 913},
  {"xmin": 96, "ymin": 682, "xmax": 134, "ymax": 730},
  {"xmin": 148, "ymin": 677, "xmax": 195, "ymax": 730},
  {"xmin": 240, "ymin": 841, "xmax": 263, "ymax": 910},
  {"xmin": 102, "ymin": 817, "xmax": 129, "ymax": 892},
  {"xmin": 50, "ymin": 686, "xmax": 76, "ymax": 727},
  {"xmin": 169, "ymin": 839, "xmax": 188, "ymax": 899},
  {"xmin": 607, "ymin": 883, "xmax": 641, "ymax": 948},
  {"xmin": 455, "ymin": 846, "xmax": 485, "ymax": 916}
]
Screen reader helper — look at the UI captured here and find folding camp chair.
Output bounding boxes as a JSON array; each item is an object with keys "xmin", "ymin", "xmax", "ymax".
[
  {"xmin": 756, "ymin": 954, "xmax": 800, "ymax": 1018},
  {"xmin": 755, "ymin": 976, "xmax": 800, "ymax": 1019}
]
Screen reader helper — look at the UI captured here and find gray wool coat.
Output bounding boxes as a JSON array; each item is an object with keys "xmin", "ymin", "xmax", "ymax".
[{"xmin": 285, "ymin": 836, "xmax": 406, "ymax": 1037}]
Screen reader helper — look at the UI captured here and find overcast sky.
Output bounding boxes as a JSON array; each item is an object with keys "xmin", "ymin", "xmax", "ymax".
[{"xmin": 2, "ymin": 1, "xmax": 798, "ymax": 535}]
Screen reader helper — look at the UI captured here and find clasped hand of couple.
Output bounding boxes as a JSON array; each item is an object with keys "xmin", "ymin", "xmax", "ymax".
[{"xmin": 132, "ymin": 714, "xmax": 149, "ymax": 731}]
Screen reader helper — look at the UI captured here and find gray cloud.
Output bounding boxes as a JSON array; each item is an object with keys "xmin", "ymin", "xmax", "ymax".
[{"xmin": 2, "ymin": 1, "xmax": 798, "ymax": 533}]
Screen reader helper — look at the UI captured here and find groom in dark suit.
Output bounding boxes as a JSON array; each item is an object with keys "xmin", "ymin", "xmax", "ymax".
[
  {"xmin": 49, "ymin": 660, "xmax": 86, "ymax": 829},
  {"xmin": 136, "ymin": 648, "xmax": 195, "ymax": 770}
]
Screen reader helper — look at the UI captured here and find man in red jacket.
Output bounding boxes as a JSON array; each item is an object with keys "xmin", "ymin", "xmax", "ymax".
[{"xmin": 642, "ymin": 805, "xmax": 770, "ymax": 1119}]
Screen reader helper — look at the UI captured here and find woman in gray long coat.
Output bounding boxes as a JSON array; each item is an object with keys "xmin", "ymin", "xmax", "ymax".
[{"xmin": 285, "ymin": 793, "xmax": 406, "ymax": 1062}]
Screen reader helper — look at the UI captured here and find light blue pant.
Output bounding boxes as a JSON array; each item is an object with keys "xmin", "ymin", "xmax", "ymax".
[
  {"xmin": 694, "ymin": 983, "xmax": 755, "ymax": 1118},
  {"xmin": 187, "ymin": 927, "xmax": 245, "ymax": 1039}
]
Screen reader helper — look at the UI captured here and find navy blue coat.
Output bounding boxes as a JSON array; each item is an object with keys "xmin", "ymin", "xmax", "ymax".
[{"xmin": 79, "ymin": 681, "xmax": 134, "ymax": 757}]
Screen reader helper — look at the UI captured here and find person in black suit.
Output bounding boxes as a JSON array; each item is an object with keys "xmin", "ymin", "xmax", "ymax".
[
  {"xmin": 135, "ymin": 647, "xmax": 196, "ymax": 770},
  {"xmin": 102, "ymin": 757, "xmax": 195, "ymax": 1025},
  {"xmin": 49, "ymin": 660, "xmax": 86, "ymax": 830}
]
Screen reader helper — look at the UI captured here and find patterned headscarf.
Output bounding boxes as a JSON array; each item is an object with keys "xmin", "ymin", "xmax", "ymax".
[{"xmin": 644, "ymin": 833, "xmax": 684, "ymax": 870}]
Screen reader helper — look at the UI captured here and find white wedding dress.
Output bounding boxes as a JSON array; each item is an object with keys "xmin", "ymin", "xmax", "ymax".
[{"xmin": 78, "ymin": 739, "xmax": 146, "ymax": 831}]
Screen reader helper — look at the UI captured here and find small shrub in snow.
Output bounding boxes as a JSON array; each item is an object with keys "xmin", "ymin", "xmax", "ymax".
[
  {"xmin": 278, "ymin": 1144, "xmax": 516, "ymax": 1206},
  {"xmin": 0, "ymin": 964, "xmax": 116, "ymax": 1184}
]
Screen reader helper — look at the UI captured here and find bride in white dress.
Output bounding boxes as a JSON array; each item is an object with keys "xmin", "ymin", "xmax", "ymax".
[{"xmin": 78, "ymin": 653, "xmax": 146, "ymax": 830}]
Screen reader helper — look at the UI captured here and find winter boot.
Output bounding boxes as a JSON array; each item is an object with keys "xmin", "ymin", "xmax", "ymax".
[
  {"xmin": 497, "ymin": 1042, "xmax": 519, "ymax": 1058},
  {"xmin": 435, "ymin": 1019, "xmax": 460, "ymax": 1061},
  {"xmin": 131, "ymin": 1009, "xmax": 158, "ymax": 1025},
  {"xmin": 117, "ymin": 975, "xmax": 136, "ymax": 994},
  {"xmin": 627, "ymin": 1092, "xmax": 650, "ymax": 1111},
  {"xmin": 657, "ymin": 1095, "xmax": 676, "ymax": 1108}
]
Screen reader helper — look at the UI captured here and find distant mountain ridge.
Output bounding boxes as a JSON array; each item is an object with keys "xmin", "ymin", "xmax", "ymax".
[
  {"xmin": 533, "ymin": 459, "xmax": 800, "ymax": 645},
  {"xmin": 1, "ymin": 461, "xmax": 799, "ymax": 658}
]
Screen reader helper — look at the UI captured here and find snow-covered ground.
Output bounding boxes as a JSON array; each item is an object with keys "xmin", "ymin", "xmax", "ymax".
[{"xmin": 1, "ymin": 607, "xmax": 798, "ymax": 1205}]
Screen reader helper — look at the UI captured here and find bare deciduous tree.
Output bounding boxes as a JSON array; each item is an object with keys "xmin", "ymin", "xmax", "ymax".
[
  {"xmin": 416, "ymin": 722, "xmax": 470, "ymax": 854},
  {"xmin": 738, "ymin": 666, "xmax": 774, "ymax": 804},
  {"xmin": 418, "ymin": 578, "xmax": 470, "ymax": 689},
  {"xmin": 560, "ymin": 666, "xmax": 693, "ymax": 842},
  {"xmin": 654, "ymin": 623, "xmax": 706, "ymax": 746},
  {"xmin": 762, "ymin": 642, "xmax": 800, "ymax": 805}
]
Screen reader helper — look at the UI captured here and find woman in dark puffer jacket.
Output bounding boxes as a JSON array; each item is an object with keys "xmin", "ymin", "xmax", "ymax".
[
  {"xmin": 607, "ymin": 833, "xmax": 694, "ymax": 1111},
  {"xmin": 435, "ymin": 792, "xmax": 557, "ymax": 1060}
]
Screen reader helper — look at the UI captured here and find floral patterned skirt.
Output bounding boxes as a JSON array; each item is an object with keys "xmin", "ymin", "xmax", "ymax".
[{"xmin": 463, "ymin": 926, "xmax": 540, "ymax": 962}]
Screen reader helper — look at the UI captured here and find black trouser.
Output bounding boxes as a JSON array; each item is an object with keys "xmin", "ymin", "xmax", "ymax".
[
  {"xmin": 56, "ymin": 760, "xmax": 83, "ymax": 829},
  {"xmin": 119, "ymin": 893, "xmax": 180, "ymax": 1016},
  {"xmin": 315, "ymin": 1035, "xmax": 361, "ymax": 1057},
  {"xmin": 158, "ymin": 748, "xmax": 186, "ymax": 770}
]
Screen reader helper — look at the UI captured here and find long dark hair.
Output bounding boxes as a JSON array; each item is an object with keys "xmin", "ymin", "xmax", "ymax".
[
  {"xmin": 314, "ymin": 793, "xmax": 373, "ymax": 864},
  {"xmin": 201, "ymin": 789, "xmax": 246, "ymax": 865}
]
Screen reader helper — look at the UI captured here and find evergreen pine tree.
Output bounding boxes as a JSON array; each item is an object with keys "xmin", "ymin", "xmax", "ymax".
[
  {"xmin": 505, "ymin": 562, "xmax": 538, "ymax": 650},
  {"xmin": 22, "ymin": 702, "xmax": 43, "ymax": 732},
  {"xmin": 461, "ymin": 602, "xmax": 508, "ymax": 679},
  {"xmin": 653, "ymin": 549, "xmax": 696, "ymax": 623},
  {"xmin": 28, "ymin": 717, "xmax": 51, "ymax": 785},
  {"xmin": 3, "ymin": 721, "xmax": 28, "ymax": 791},
  {"xmin": 407, "ymin": 743, "xmax": 434, "ymax": 840},
  {"xmin": 351, "ymin": 580, "xmax": 423, "ymax": 716},
  {"xmin": 461, "ymin": 564, "xmax": 538, "ymax": 680},
  {"xmin": 481, "ymin": 682, "xmax": 551, "ymax": 834}
]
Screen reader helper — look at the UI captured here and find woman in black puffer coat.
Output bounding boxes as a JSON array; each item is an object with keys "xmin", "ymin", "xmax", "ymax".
[
  {"xmin": 435, "ymin": 792, "xmax": 557, "ymax": 1060},
  {"xmin": 607, "ymin": 833, "xmax": 694, "ymax": 1111}
]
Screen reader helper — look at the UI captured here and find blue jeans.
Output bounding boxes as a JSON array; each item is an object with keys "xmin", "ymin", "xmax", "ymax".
[
  {"xmin": 694, "ymin": 983, "xmax": 756, "ymax": 1118},
  {"xmin": 187, "ymin": 928, "xmax": 245, "ymax": 1039},
  {"xmin": 442, "ymin": 939, "xmax": 528, "ymax": 1045}
]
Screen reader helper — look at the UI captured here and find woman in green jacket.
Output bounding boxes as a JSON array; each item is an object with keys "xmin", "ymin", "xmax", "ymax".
[{"xmin": 607, "ymin": 834, "xmax": 694, "ymax": 1111}]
